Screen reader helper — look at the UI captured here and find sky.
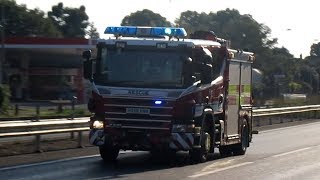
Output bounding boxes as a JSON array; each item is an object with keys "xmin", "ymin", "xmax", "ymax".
[{"xmin": 15, "ymin": 0, "xmax": 320, "ymax": 58}]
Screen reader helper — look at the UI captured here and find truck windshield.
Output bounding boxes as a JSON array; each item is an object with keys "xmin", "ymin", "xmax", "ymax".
[{"xmin": 95, "ymin": 48, "xmax": 186, "ymax": 88}]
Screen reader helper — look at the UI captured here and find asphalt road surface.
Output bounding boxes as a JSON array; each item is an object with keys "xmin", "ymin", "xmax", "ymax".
[{"xmin": 1, "ymin": 121, "xmax": 320, "ymax": 180}]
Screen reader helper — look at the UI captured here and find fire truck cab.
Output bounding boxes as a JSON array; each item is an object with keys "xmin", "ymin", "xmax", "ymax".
[{"xmin": 82, "ymin": 26, "xmax": 254, "ymax": 163}]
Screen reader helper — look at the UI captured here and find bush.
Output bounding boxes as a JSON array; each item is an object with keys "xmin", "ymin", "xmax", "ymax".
[{"xmin": 0, "ymin": 84, "xmax": 11, "ymax": 113}]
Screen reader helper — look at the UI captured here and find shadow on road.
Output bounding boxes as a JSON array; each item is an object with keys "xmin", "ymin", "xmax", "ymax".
[{"xmin": 86, "ymin": 151, "xmax": 225, "ymax": 179}]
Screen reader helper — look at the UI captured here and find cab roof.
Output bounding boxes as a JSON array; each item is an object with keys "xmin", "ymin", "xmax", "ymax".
[{"xmin": 97, "ymin": 37, "xmax": 222, "ymax": 48}]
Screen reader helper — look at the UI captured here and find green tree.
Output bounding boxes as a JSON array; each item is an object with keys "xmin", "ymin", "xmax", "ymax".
[
  {"xmin": 0, "ymin": 0, "xmax": 60, "ymax": 37},
  {"xmin": 301, "ymin": 43, "xmax": 320, "ymax": 94},
  {"xmin": 176, "ymin": 8, "xmax": 277, "ymax": 52},
  {"xmin": 121, "ymin": 9, "xmax": 172, "ymax": 27},
  {"xmin": 48, "ymin": 2, "xmax": 96, "ymax": 38},
  {"xmin": 310, "ymin": 42, "xmax": 320, "ymax": 56},
  {"xmin": 86, "ymin": 22, "xmax": 100, "ymax": 39}
]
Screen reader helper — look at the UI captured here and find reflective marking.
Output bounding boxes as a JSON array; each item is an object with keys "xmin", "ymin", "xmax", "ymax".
[
  {"xmin": 186, "ymin": 133, "xmax": 194, "ymax": 146},
  {"xmin": 89, "ymin": 130, "xmax": 99, "ymax": 144},
  {"xmin": 175, "ymin": 133, "xmax": 190, "ymax": 149},
  {"xmin": 272, "ymin": 147, "xmax": 312, "ymax": 158},
  {"xmin": 169, "ymin": 142, "xmax": 178, "ymax": 149},
  {"xmin": 189, "ymin": 162, "xmax": 253, "ymax": 178}
]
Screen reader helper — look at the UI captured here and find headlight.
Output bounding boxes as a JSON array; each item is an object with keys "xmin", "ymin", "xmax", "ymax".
[{"xmin": 92, "ymin": 120, "xmax": 104, "ymax": 129}]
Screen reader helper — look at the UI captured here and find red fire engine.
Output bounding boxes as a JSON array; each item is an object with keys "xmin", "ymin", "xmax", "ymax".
[{"xmin": 82, "ymin": 26, "xmax": 254, "ymax": 163}]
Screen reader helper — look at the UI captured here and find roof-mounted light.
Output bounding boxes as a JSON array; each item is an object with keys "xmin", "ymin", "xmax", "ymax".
[
  {"xmin": 104, "ymin": 26, "xmax": 187, "ymax": 38},
  {"xmin": 105, "ymin": 26, "xmax": 137, "ymax": 36},
  {"xmin": 150, "ymin": 27, "xmax": 187, "ymax": 37}
]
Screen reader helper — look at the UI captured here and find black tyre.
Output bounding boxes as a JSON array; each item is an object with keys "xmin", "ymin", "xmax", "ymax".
[
  {"xmin": 232, "ymin": 119, "xmax": 249, "ymax": 155},
  {"xmin": 99, "ymin": 145, "xmax": 120, "ymax": 162},
  {"xmin": 189, "ymin": 131, "xmax": 211, "ymax": 163}
]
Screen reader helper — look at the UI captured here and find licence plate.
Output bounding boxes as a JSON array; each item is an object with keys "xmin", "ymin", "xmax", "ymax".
[{"xmin": 126, "ymin": 107, "xmax": 150, "ymax": 114}]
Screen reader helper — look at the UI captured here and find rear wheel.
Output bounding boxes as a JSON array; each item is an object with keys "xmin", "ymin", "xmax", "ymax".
[
  {"xmin": 189, "ymin": 131, "xmax": 211, "ymax": 163},
  {"xmin": 99, "ymin": 145, "xmax": 120, "ymax": 162},
  {"xmin": 232, "ymin": 119, "xmax": 249, "ymax": 155}
]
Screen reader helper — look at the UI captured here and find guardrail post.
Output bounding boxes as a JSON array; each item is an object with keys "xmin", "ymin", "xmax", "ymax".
[
  {"xmin": 36, "ymin": 105, "xmax": 40, "ymax": 121},
  {"xmin": 15, "ymin": 104, "xmax": 19, "ymax": 116},
  {"xmin": 309, "ymin": 111, "xmax": 314, "ymax": 119},
  {"xmin": 71, "ymin": 98, "xmax": 75, "ymax": 120},
  {"xmin": 256, "ymin": 117, "xmax": 260, "ymax": 127},
  {"xmin": 269, "ymin": 117, "xmax": 272, "ymax": 125},
  {"xmin": 78, "ymin": 131, "xmax": 84, "ymax": 148},
  {"xmin": 57, "ymin": 98, "xmax": 63, "ymax": 113},
  {"xmin": 314, "ymin": 110, "xmax": 318, "ymax": 119},
  {"xmin": 280, "ymin": 115, "xmax": 283, "ymax": 123},
  {"xmin": 70, "ymin": 96, "xmax": 77, "ymax": 139},
  {"xmin": 290, "ymin": 114, "xmax": 294, "ymax": 122},
  {"xmin": 35, "ymin": 135, "xmax": 42, "ymax": 153}
]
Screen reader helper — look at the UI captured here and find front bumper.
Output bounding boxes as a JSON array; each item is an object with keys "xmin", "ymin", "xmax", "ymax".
[{"xmin": 89, "ymin": 128, "xmax": 199, "ymax": 151}]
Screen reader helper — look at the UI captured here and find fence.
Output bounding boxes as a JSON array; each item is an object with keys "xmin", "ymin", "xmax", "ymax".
[
  {"xmin": 1, "ymin": 105, "xmax": 320, "ymax": 152},
  {"xmin": 253, "ymin": 105, "xmax": 320, "ymax": 127},
  {"xmin": 0, "ymin": 101, "xmax": 90, "ymax": 121}
]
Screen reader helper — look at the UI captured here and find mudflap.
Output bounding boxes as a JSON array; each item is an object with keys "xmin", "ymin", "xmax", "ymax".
[
  {"xmin": 169, "ymin": 133, "xmax": 194, "ymax": 151},
  {"xmin": 89, "ymin": 129, "xmax": 105, "ymax": 146}
]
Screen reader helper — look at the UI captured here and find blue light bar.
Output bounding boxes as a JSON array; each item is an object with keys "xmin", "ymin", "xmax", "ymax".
[
  {"xmin": 104, "ymin": 26, "xmax": 137, "ymax": 36},
  {"xmin": 104, "ymin": 26, "xmax": 187, "ymax": 37},
  {"xmin": 150, "ymin": 27, "xmax": 187, "ymax": 37},
  {"xmin": 154, "ymin": 100, "xmax": 163, "ymax": 105}
]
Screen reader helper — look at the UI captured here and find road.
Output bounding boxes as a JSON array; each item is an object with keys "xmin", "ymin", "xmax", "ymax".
[{"xmin": 1, "ymin": 121, "xmax": 320, "ymax": 180}]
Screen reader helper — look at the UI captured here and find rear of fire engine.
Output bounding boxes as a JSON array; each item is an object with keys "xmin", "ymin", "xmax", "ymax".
[{"xmin": 82, "ymin": 26, "xmax": 254, "ymax": 163}]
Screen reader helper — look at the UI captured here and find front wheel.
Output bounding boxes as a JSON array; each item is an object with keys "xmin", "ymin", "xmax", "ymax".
[
  {"xmin": 99, "ymin": 145, "xmax": 120, "ymax": 162},
  {"xmin": 232, "ymin": 119, "xmax": 249, "ymax": 155},
  {"xmin": 189, "ymin": 131, "xmax": 211, "ymax": 163}
]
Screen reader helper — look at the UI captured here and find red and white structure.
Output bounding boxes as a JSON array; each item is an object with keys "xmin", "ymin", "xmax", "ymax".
[{"xmin": 2, "ymin": 37, "xmax": 96, "ymax": 102}]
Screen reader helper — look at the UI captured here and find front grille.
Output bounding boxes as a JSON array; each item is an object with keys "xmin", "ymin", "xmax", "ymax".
[{"xmin": 103, "ymin": 96, "xmax": 175, "ymax": 130}]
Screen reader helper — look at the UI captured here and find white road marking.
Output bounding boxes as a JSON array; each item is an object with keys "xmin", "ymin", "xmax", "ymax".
[
  {"xmin": 259, "ymin": 121, "xmax": 320, "ymax": 134},
  {"xmin": 0, "ymin": 154, "xmax": 99, "ymax": 171},
  {"xmin": 271, "ymin": 162, "xmax": 320, "ymax": 179},
  {"xmin": 0, "ymin": 150, "xmax": 135, "ymax": 171},
  {"xmin": 272, "ymin": 147, "xmax": 312, "ymax": 158},
  {"xmin": 201, "ymin": 157, "xmax": 245, "ymax": 172},
  {"xmin": 188, "ymin": 162, "xmax": 254, "ymax": 178},
  {"xmin": 86, "ymin": 176, "xmax": 115, "ymax": 180}
]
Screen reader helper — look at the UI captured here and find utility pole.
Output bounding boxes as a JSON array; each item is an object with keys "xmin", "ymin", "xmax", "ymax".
[{"xmin": 0, "ymin": 5, "xmax": 5, "ymax": 84}]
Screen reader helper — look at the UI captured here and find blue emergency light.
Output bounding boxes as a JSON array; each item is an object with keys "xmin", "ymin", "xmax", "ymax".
[
  {"xmin": 104, "ymin": 26, "xmax": 187, "ymax": 38},
  {"xmin": 154, "ymin": 100, "xmax": 163, "ymax": 105}
]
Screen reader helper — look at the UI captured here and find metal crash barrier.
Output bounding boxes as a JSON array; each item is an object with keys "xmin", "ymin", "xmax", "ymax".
[{"xmin": 0, "ymin": 105, "xmax": 320, "ymax": 152}]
